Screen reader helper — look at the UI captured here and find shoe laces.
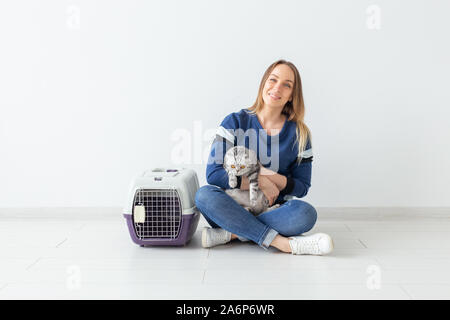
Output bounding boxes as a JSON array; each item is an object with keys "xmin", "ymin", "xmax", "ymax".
[
  {"xmin": 209, "ymin": 228, "xmax": 231, "ymax": 246},
  {"xmin": 290, "ymin": 236, "xmax": 321, "ymax": 255}
]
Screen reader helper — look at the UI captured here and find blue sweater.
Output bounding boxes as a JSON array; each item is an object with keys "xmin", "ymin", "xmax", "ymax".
[{"xmin": 206, "ymin": 108, "xmax": 313, "ymax": 203}]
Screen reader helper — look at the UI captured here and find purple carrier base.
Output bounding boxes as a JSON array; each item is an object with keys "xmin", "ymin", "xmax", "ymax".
[{"xmin": 123, "ymin": 211, "xmax": 200, "ymax": 246}]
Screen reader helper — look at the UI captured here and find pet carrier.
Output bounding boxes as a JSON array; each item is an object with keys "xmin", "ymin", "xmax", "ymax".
[{"xmin": 123, "ymin": 168, "xmax": 200, "ymax": 246}]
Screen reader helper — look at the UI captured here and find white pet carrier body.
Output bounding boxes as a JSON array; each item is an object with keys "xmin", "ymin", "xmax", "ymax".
[{"xmin": 123, "ymin": 168, "xmax": 200, "ymax": 246}]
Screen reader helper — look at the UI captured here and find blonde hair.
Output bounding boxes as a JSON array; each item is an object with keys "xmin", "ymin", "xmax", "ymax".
[{"xmin": 247, "ymin": 59, "xmax": 311, "ymax": 163}]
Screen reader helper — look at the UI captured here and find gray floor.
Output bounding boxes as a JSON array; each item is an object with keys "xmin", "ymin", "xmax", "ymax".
[{"xmin": 1, "ymin": 208, "xmax": 450, "ymax": 300}]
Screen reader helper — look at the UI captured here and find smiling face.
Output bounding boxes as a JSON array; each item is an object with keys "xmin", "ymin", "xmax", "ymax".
[{"xmin": 262, "ymin": 64, "xmax": 295, "ymax": 110}]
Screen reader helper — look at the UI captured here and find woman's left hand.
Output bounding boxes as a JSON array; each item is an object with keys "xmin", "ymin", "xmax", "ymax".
[{"xmin": 258, "ymin": 175, "xmax": 280, "ymax": 206}]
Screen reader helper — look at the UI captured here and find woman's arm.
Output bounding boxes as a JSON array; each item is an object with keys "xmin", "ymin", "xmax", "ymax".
[
  {"xmin": 240, "ymin": 172, "xmax": 281, "ymax": 206},
  {"xmin": 206, "ymin": 138, "xmax": 233, "ymax": 189},
  {"xmin": 241, "ymin": 161, "xmax": 312, "ymax": 200},
  {"xmin": 259, "ymin": 166, "xmax": 287, "ymax": 191},
  {"xmin": 262, "ymin": 138, "xmax": 314, "ymax": 199},
  {"xmin": 205, "ymin": 114, "xmax": 238, "ymax": 189},
  {"xmin": 240, "ymin": 167, "xmax": 287, "ymax": 191}
]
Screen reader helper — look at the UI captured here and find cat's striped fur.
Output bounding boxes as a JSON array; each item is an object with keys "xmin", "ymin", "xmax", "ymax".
[{"xmin": 223, "ymin": 146, "xmax": 280, "ymax": 215}]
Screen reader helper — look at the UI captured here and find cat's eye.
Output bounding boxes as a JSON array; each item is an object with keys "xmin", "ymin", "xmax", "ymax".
[
  {"xmin": 231, "ymin": 165, "xmax": 235, "ymax": 168},
  {"xmin": 240, "ymin": 165, "xmax": 245, "ymax": 169}
]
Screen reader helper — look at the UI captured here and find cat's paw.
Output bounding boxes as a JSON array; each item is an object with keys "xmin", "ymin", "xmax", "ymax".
[
  {"xmin": 229, "ymin": 179, "xmax": 237, "ymax": 188},
  {"xmin": 249, "ymin": 193, "xmax": 258, "ymax": 205}
]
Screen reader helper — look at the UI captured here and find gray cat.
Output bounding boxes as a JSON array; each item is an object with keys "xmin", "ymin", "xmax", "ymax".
[{"xmin": 223, "ymin": 146, "xmax": 280, "ymax": 215}]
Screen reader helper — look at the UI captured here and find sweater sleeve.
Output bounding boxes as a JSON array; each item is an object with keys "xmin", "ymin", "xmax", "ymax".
[
  {"xmin": 279, "ymin": 139, "xmax": 313, "ymax": 198},
  {"xmin": 205, "ymin": 114, "xmax": 238, "ymax": 189}
]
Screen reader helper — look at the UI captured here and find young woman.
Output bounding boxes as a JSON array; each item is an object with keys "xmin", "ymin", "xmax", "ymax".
[{"xmin": 194, "ymin": 59, "xmax": 334, "ymax": 255}]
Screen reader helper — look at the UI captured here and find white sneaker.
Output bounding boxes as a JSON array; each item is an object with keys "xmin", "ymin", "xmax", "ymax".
[
  {"xmin": 201, "ymin": 227, "xmax": 232, "ymax": 248},
  {"xmin": 288, "ymin": 233, "xmax": 334, "ymax": 255}
]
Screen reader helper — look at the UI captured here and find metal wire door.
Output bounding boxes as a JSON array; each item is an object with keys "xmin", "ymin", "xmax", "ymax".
[{"xmin": 132, "ymin": 188, "xmax": 182, "ymax": 239}]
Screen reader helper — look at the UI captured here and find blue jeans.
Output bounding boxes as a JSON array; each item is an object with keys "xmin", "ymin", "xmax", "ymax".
[{"xmin": 194, "ymin": 185, "xmax": 317, "ymax": 250}]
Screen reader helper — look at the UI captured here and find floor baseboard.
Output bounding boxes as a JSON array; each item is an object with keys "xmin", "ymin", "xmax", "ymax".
[
  {"xmin": 0, "ymin": 207, "xmax": 450, "ymax": 220},
  {"xmin": 316, "ymin": 207, "xmax": 450, "ymax": 220}
]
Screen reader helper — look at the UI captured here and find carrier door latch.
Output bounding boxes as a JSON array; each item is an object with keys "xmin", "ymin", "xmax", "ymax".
[{"xmin": 133, "ymin": 205, "xmax": 146, "ymax": 223}]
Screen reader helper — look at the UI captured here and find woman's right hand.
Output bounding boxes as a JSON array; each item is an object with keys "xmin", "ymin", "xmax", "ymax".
[{"xmin": 258, "ymin": 175, "xmax": 280, "ymax": 206}]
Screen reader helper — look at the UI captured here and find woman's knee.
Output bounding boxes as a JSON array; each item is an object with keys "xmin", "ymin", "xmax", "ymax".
[
  {"xmin": 302, "ymin": 202, "xmax": 318, "ymax": 232},
  {"xmin": 281, "ymin": 200, "xmax": 317, "ymax": 235},
  {"xmin": 195, "ymin": 185, "xmax": 220, "ymax": 209},
  {"xmin": 195, "ymin": 185, "xmax": 226, "ymax": 228}
]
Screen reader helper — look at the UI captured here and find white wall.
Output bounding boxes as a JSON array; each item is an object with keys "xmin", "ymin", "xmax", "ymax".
[{"xmin": 0, "ymin": 0, "xmax": 449, "ymax": 208}]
